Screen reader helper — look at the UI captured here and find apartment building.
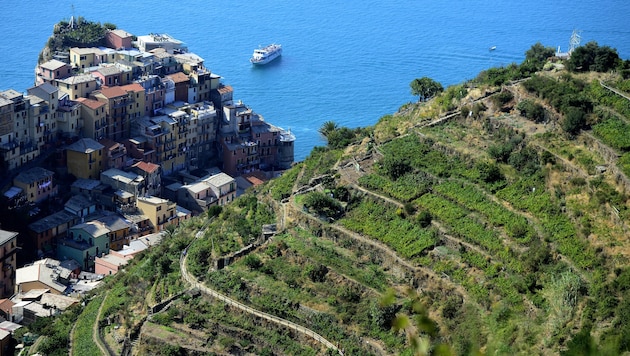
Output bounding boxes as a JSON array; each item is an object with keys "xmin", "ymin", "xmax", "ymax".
[
  {"xmin": 75, "ymin": 98, "xmax": 106, "ymax": 140},
  {"xmin": 105, "ymin": 29, "xmax": 133, "ymax": 50},
  {"xmin": 13, "ymin": 167, "xmax": 57, "ymax": 203},
  {"xmin": 27, "ymin": 83, "xmax": 58, "ymax": 152},
  {"xmin": 0, "ymin": 90, "xmax": 29, "ymax": 170},
  {"xmin": 56, "ymin": 95, "xmax": 81, "ymax": 139},
  {"xmin": 55, "ymin": 73, "xmax": 97, "ymax": 100},
  {"xmin": 66, "ymin": 138, "xmax": 104, "ymax": 180},
  {"xmin": 58, "ymin": 221, "xmax": 110, "ymax": 271},
  {"xmin": 27, "ymin": 210, "xmax": 79, "ymax": 256},
  {"xmin": 99, "ymin": 138, "xmax": 128, "ymax": 170},
  {"xmin": 35, "ymin": 59, "xmax": 72, "ymax": 85},
  {"xmin": 136, "ymin": 196, "xmax": 176, "ymax": 232},
  {"xmin": 0, "ymin": 230, "xmax": 18, "ymax": 298}
]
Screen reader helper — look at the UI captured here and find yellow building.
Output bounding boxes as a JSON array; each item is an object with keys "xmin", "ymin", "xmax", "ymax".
[
  {"xmin": 55, "ymin": 74, "xmax": 97, "ymax": 100},
  {"xmin": 70, "ymin": 47, "xmax": 115, "ymax": 71},
  {"xmin": 13, "ymin": 167, "xmax": 57, "ymax": 203},
  {"xmin": 0, "ymin": 230, "xmax": 18, "ymax": 298},
  {"xmin": 136, "ymin": 196, "xmax": 177, "ymax": 232},
  {"xmin": 66, "ymin": 138, "xmax": 104, "ymax": 180},
  {"xmin": 76, "ymin": 98, "xmax": 107, "ymax": 140}
]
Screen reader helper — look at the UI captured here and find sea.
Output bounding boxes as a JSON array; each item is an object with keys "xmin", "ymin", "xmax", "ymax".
[{"xmin": 1, "ymin": 0, "xmax": 629, "ymax": 161}]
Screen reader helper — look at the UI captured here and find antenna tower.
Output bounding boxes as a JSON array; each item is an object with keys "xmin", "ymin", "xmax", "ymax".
[{"xmin": 569, "ymin": 29, "xmax": 582, "ymax": 54}]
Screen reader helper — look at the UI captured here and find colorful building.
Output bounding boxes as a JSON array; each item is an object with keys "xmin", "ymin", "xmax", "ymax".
[
  {"xmin": 13, "ymin": 167, "xmax": 57, "ymax": 203},
  {"xmin": 66, "ymin": 138, "xmax": 104, "ymax": 180},
  {"xmin": 0, "ymin": 230, "xmax": 18, "ymax": 298}
]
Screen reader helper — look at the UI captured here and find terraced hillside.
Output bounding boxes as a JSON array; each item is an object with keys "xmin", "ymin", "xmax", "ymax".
[{"xmin": 22, "ymin": 43, "xmax": 630, "ymax": 356}]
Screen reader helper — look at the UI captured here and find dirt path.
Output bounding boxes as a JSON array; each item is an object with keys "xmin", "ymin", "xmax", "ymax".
[
  {"xmin": 180, "ymin": 236, "xmax": 344, "ymax": 356},
  {"xmin": 93, "ymin": 291, "xmax": 112, "ymax": 356}
]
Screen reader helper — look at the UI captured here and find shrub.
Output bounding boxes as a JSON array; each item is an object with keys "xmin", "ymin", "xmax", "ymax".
[
  {"xmin": 302, "ymin": 191, "xmax": 343, "ymax": 219},
  {"xmin": 517, "ymin": 99, "xmax": 547, "ymax": 123},
  {"xmin": 416, "ymin": 210, "xmax": 432, "ymax": 228}
]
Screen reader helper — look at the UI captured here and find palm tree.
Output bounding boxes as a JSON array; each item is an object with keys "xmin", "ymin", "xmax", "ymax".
[{"xmin": 318, "ymin": 121, "xmax": 338, "ymax": 138}]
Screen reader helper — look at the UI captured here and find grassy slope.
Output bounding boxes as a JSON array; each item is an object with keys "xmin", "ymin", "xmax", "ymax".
[{"xmin": 29, "ymin": 66, "xmax": 630, "ymax": 355}]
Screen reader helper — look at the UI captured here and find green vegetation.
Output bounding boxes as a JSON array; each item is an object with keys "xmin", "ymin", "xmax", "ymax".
[
  {"xmin": 410, "ymin": 77, "xmax": 444, "ymax": 102},
  {"xmin": 45, "ymin": 18, "xmax": 113, "ymax": 63},
  {"xmin": 72, "ymin": 294, "xmax": 105, "ymax": 355},
  {"xmin": 24, "ymin": 40, "xmax": 630, "ymax": 355}
]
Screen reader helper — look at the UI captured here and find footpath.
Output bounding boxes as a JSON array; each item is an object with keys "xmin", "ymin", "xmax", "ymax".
[{"xmin": 179, "ymin": 240, "xmax": 343, "ymax": 356}]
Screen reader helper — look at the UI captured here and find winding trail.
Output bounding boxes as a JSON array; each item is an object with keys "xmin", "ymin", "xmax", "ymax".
[
  {"xmin": 179, "ymin": 239, "xmax": 343, "ymax": 356},
  {"xmin": 93, "ymin": 291, "xmax": 112, "ymax": 356}
]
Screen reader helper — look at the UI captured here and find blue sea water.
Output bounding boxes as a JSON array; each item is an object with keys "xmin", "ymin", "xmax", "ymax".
[{"xmin": 1, "ymin": 0, "xmax": 629, "ymax": 161}]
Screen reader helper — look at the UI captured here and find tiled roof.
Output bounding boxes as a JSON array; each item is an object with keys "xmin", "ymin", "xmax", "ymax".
[
  {"xmin": 28, "ymin": 211, "xmax": 77, "ymax": 234},
  {"xmin": 71, "ymin": 221, "xmax": 110, "ymax": 237},
  {"xmin": 14, "ymin": 167, "xmax": 54, "ymax": 184},
  {"xmin": 77, "ymin": 97, "xmax": 105, "ymax": 110},
  {"xmin": 120, "ymin": 83, "xmax": 144, "ymax": 92},
  {"xmin": 31, "ymin": 82, "xmax": 58, "ymax": 95},
  {"xmin": 132, "ymin": 161, "xmax": 160, "ymax": 174},
  {"xmin": 66, "ymin": 138, "xmax": 104, "ymax": 153},
  {"xmin": 167, "ymin": 72, "xmax": 189, "ymax": 84},
  {"xmin": 98, "ymin": 86, "xmax": 127, "ymax": 99},
  {"xmin": 217, "ymin": 85, "xmax": 233, "ymax": 94}
]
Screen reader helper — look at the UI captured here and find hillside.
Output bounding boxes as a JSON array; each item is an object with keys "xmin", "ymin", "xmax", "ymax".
[{"xmin": 21, "ymin": 44, "xmax": 630, "ymax": 356}]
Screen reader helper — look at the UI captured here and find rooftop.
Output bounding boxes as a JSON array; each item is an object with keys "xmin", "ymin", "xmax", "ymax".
[
  {"xmin": 64, "ymin": 194, "xmax": 95, "ymax": 213},
  {"xmin": 70, "ymin": 221, "xmax": 110, "ymax": 237},
  {"xmin": 40, "ymin": 293, "xmax": 79, "ymax": 311},
  {"xmin": 71, "ymin": 47, "xmax": 102, "ymax": 55},
  {"xmin": 204, "ymin": 172, "xmax": 235, "ymax": 187},
  {"xmin": 131, "ymin": 161, "xmax": 160, "ymax": 174},
  {"xmin": 97, "ymin": 86, "xmax": 127, "ymax": 99},
  {"xmin": 14, "ymin": 167, "xmax": 54, "ymax": 184},
  {"xmin": 76, "ymin": 97, "xmax": 105, "ymax": 111},
  {"xmin": 95, "ymin": 213, "xmax": 131, "ymax": 232},
  {"xmin": 71, "ymin": 178, "xmax": 102, "ymax": 191},
  {"xmin": 16, "ymin": 260, "xmax": 70, "ymax": 294},
  {"xmin": 56, "ymin": 73, "xmax": 96, "ymax": 85},
  {"xmin": 137, "ymin": 196, "xmax": 170, "ymax": 205},
  {"xmin": 28, "ymin": 210, "xmax": 77, "ymax": 234},
  {"xmin": 120, "ymin": 83, "xmax": 144, "ymax": 92},
  {"xmin": 29, "ymin": 82, "xmax": 58, "ymax": 95},
  {"xmin": 97, "ymin": 252, "xmax": 128, "ymax": 267},
  {"xmin": 0, "ymin": 229, "xmax": 18, "ymax": 246},
  {"xmin": 101, "ymin": 168, "xmax": 143, "ymax": 185},
  {"xmin": 110, "ymin": 29, "xmax": 133, "ymax": 39},
  {"xmin": 66, "ymin": 138, "xmax": 104, "ymax": 153},
  {"xmin": 39, "ymin": 59, "xmax": 68, "ymax": 71},
  {"xmin": 167, "ymin": 72, "xmax": 189, "ymax": 84}
]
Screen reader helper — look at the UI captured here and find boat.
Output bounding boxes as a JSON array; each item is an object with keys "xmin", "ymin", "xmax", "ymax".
[
  {"xmin": 250, "ymin": 44, "xmax": 282, "ymax": 65},
  {"xmin": 489, "ymin": 45, "xmax": 497, "ymax": 51}
]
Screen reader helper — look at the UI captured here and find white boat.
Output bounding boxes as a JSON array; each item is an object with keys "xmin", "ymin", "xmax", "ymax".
[
  {"xmin": 250, "ymin": 44, "xmax": 282, "ymax": 65},
  {"xmin": 489, "ymin": 45, "xmax": 497, "ymax": 51}
]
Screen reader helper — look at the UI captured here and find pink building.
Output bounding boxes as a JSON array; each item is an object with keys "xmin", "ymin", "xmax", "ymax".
[
  {"xmin": 94, "ymin": 237, "xmax": 153, "ymax": 275},
  {"xmin": 36, "ymin": 59, "xmax": 72, "ymax": 85},
  {"xmin": 105, "ymin": 29, "xmax": 133, "ymax": 50}
]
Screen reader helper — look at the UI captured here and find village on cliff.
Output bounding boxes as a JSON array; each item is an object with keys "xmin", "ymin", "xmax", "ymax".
[{"xmin": 0, "ymin": 22, "xmax": 295, "ymax": 332}]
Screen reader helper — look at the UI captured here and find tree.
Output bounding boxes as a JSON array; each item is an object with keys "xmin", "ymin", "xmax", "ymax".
[
  {"xmin": 568, "ymin": 41, "xmax": 619, "ymax": 72},
  {"xmin": 318, "ymin": 121, "xmax": 338, "ymax": 138},
  {"xmin": 410, "ymin": 77, "xmax": 444, "ymax": 102},
  {"xmin": 562, "ymin": 106, "xmax": 587, "ymax": 135},
  {"xmin": 524, "ymin": 42, "xmax": 556, "ymax": 70},
  {"xmin": 381, "ymin": 155, "xmax": 412, "ymax": 180}
]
